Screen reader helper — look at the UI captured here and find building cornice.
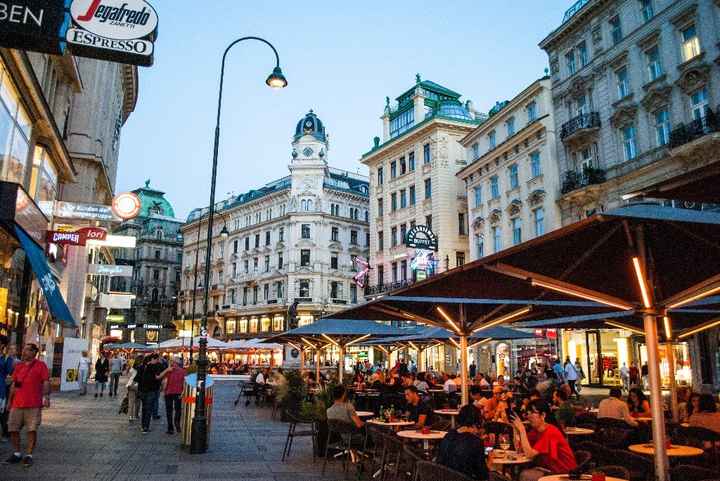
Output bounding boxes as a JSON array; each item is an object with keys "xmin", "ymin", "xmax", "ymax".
[{"xmin": 539, "ymin": 0, "xmax": 613, "ymax": 52}]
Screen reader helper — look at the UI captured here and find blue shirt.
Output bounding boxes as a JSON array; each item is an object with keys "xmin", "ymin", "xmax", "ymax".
[
  {"xmin": 0, "ymin": 355, "xmax": 14, "ymax": 399},
  {"xmin": 553, "ymin": 363, "xmax": 565, "ymax": 382}
]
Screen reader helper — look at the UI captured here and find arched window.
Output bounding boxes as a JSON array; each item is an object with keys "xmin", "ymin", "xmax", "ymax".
[
  {"xmin": 151, "ymin": 288, "xmax": 159, "ymax": 303},
  {"xmin": 301, "ymin": 199, "xmax": 307, "ymax": 211},
  {"xmin": 306, "ymin": 199, "xmax": 313, "ymax": 211}
]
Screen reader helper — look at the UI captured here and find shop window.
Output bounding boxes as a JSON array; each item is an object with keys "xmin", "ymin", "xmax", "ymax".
[{"xmin": 0, "ymin": 63, "xmax": 32, "ymax": 186}]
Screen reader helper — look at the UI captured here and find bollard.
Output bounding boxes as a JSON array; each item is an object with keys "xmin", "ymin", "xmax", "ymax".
[{"xmin": 180, "ymin": 373, "xmax": 214, "ymax": 447}]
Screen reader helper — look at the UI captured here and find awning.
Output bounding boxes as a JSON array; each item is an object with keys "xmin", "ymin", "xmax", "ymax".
[{"xmin": 14, "ymin": 225, "xmax": 76, "ymax": 327}]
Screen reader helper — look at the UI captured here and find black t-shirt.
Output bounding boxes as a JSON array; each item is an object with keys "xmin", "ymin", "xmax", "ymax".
[
  {"xmin": 406, "ymin": 400, "xmax": 432, "ymax": 423},
  {"xmin": 438, "ymin": 430, "xmax": 488, "ymax": 480},
  {"xmin": 138, "ymin": 362, "xmax": 164, "ymax": 392}
]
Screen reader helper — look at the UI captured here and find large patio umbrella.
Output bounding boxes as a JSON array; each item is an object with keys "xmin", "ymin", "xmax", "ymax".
[
  {"xmin": 265, "ymin": 318, "xmax": 411, "ymax": 382},
  {"xmin": 326, "ymin": 204, "xmax": 720, "ymax": 481},
  {"xmin": 155, "ymin": 336, "xmax": 229, "ymax": 351}
]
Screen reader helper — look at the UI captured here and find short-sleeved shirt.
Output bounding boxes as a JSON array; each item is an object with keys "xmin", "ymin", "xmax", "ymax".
[
  {"xmin": 406, "ymin": 400, "xmax": 432, "ymax": 424},
  {"xmin": 527, "ymin": 424, "xmax": 577, "ymax": 474},
  {"xmin": 109, "ymin": 358, "xmax": 123, "ymax": 373},
  {"xmin": 164, "ymin": 367, "xmax": 187, "ymax": 395},
  {"xmin": 327, "ymin": 402, "xmax": 356, "ymax": 426},
  {"xmin": 11, "ymin": 360, "xmax": 49, "ymax": 409}
]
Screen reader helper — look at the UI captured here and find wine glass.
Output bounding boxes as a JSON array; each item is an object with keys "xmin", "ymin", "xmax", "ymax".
[{"xmin": 499, "ymin": 434, "xmax": 510, "ymax": 451}]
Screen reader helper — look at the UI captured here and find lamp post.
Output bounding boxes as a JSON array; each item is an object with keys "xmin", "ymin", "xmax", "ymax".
[{"xmin": 190, "ymin": 36, "xmax": 287, "ymax": 454}]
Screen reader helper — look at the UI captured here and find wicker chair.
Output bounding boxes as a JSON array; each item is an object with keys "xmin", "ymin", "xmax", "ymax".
[
  {"xmin": 596, "ymin": 465, "xmax": 631, "ymax": 480},
  {"xmin": 365, "ymin": 425, "xmax": 388, "ymax": 480},
  {"xmin": 672, "ymin": 426, "xmax": 720, "ymax": 467},
  {"xmin": 400, "ymin": 444, "xmax": 425, "ymax": 481},
  {"xmin": 574, "ymin": 450, "xmax": 592, "ymax": 470},
  {"xmin": 321, "ymin": 420, "xmax": 363, "ymax": 476},
  {"xmin": 489, "ymin": 472, "xmax": 513, "ymax": 481},
  {"xmin": 281, "ymin": 411, "xmax": 317, "ymax": 462},
  {"xmin": 593, "ymin": 425, "xmax": 633, "ymax": 448},
  {"xmin": 381, "ymin": 432, "xmax": 405, "ymax": 481},
  {"xmin": 670, "ymin": 465, "xmax": 718, "ymax": 481},
  {"xmin": 611, "ymin": 449, "xmax": 652, "ymax": 481},
  {"xmin": 415, "ymin": 460, "xmax": 474, "ymax": 481},
  {"xmin": 575, "ymin": 441, "xmax": 614, "ymax": 467}
]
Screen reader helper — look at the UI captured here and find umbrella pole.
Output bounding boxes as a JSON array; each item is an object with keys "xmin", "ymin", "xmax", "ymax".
[
  {"xmin": 644, "ymin": 313, "xmax": 669, "ymax": 481},
  {"xmin": 316, "ymin": 348, "xmax": 321, "ymax": 385},
  {"xmin": 338, "ymin": 344, "xmax": 345, "ymax": 383},
  {"xmin": 460, "ymin": 334, "xmax": 469, "ymax": 406},
  {"xmin": 666, "ymin": 340, "xmax": 678, "ymax": 423},
  {"xmin": 300, "ymin": 348, "xmax": 306, "ymax": 376}
]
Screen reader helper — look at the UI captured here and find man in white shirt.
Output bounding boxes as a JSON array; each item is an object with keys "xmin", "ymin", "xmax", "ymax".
[
  {"xmin": 598, "ymin": 387, "xmax": 638, "ymax": 427},
  {"xmin": 619, "ymin": 363, "xmax": 630, "ymax": 393},
  {"xmin": 443, "ymin": 374, "xmax": 458, "ymax": 394},
  {"xmin": 564, "ymin": 358, "xmax": 579, "ymax": 398},
  {"xmin": 77, "ymin": 352, "xmax": 92, "ymax": 396}
]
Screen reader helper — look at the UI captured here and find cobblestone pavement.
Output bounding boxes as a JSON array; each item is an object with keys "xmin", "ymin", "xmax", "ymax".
[{"xmin": 1, "ymin": 380, "xmax": 346, "ymax": 481}]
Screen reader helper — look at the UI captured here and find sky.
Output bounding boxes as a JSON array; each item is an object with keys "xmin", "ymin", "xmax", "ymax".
[{"xmin": 115, "ymin": 0, "xmax": 570, "ymax": 220}]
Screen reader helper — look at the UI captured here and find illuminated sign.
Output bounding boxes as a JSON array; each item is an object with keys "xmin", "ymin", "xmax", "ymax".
[
  {"xmin": 86, "ymin": 234, "xmax": 136, "ymax": 248},
  {"xmin": 0, "ymin": 1, "xmax": 69, "ymax": 55},
  {"xmin": 98, "ymin": 292, "xmax": 134, "ymax": 309},
  {"xmin": 111, "ymin": 192, "xmax": 141, "ymax": 220},
  {"xmin": 88, "ymin": 264, "xmax": 133, "ymax": 277},
  {"xmin": 106, "ymin": 314, "xmax": 125, "ymax": 324},
  {"xmin": 405, "ymin": 225, "xmax": 438, "ymax": 251},
  {"xmin": 46, "ymin": 227, "xmax": 107, "ymax": 246},
  {"xmin": 54, "ymin": 200, "xmax": 119, "ymax": 222}
]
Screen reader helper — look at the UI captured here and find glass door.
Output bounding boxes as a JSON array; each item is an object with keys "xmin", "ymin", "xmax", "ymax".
[{"xmin": 586, "ymin": 330, "xmax": 602, "ymax": 385}]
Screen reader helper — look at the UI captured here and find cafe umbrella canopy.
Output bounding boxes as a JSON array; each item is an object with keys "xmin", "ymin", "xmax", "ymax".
[{"xmin": 264, "ymin": 318, "xmax": 412, "ymax": 382}]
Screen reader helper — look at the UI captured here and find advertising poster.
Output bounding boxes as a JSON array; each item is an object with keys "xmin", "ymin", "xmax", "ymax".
[{"xmin": 60, "ymin": 337, "xmax": 87, "ymax": 391}]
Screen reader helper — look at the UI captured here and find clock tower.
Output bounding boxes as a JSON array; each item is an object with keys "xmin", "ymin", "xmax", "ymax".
[{"xmin": 290, "ymin": 110, "xmax": 329, "ymax": 203}]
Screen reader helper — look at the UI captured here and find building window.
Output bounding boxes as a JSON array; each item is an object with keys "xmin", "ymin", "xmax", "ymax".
[
  {"xmin": 577, "ymin": 41, "xmax": 588, "ymax": 68},
  {"xmin": 229, "ymin": 289, "xmax": 236, "ymax": 304},
  {"xmin": 423, "ymin": 143, "xmax": 431, "ymax": 164},
  {"xmin": 300, "ymin": 249, "xmax": 311, "ymax": 267},
  {"xmin": 154, "ymin": 249, "xmax": 161, "ymax": 259},
  {"xmin": 622, "ymin": 124, "xmax": 637, "ymax": 160},
  {"xmin": 390, "ymin": 108, "xmax": 414, "ymax": 137},
  {"xmin": 408, "ymin": 151, "xmax": 415, "ymax": 171},
  {"xmin": 254, "ymin": 234, "xmax": 260, "ymax": 248},
  {"xmin": 244, "ymin": 260, "xmax": 249, "ymax": 273},
  {"xmin": 330, "ymin": 253, "xmax": 338, "ymax": 270},
  {"xmin": 301, "ymin": 224, "xmax": 310, "ymax": 239},
  {"xmin": 488, "ymin": 130, "xmax": 496, "ymax": 149},
  {"xmin": 640, "ymin": 0, "xmax": 654, "ymax": 22},
  {"xmin": 253, "ymin": 286, "xmax": 258, "ymax": 304},
  {"xmin": 391, "ymin": 192, "xmax": 397, "ymax": 211},
  {"xmin": 263, "ymin": 284, "xmax": 269, "ymax": 302},
  {"xmin": 473, "ymin": 186, "xmax": 482, "ymax": 207},
  {"xmin": 377, "ymin": 198, "xmax": 384, "ymax": 217},
  {"xmin": 350, "ymin": 230, "xmax": 358, "ymax": 245},
  {"xmin": 378, "ymin": 231, "xmax": 384, "ymax": 251},
  {"xmin": 508, "ymin": 164, "xmax": 519, "ymax": 189},
  {"xmin": 471, "ymin": 143, "xmax": 480, "ymax": 160},
  {"xmin": 400, "ymin": 223, "xmax": 407, "ymax": 244},
  {"xmin": 391, "ymin": 226, "xmax": 397, "ymax": 247},
  {"xmin": 400, "ymin": 260, "xmax": 408, "ymax": 281},
  {"xmin": 616, "ymin": 66, "xmax": 629, "ymax": 99},
  {"xmin": 391, "ymin": 262, "xmax": 398, "ymax": 283},
  {"xmin": 456, "ymin": 252, "xmax": 465, "ymax": 267},
  {"xmin": 279, "ymin": 227, "xmax": 284, "ymax": 241},
  {"xmin": 264, "ymin": 255, "xmax": 270, "ymax": 272},
  {"xmin": 534, "ymin": 207, "xmax": 545, "ymax": 236},
  {"xmin": 425, "ymin": 215, "xmax": 432, "ymax": 231},
  {"xmin": 275, "ymin": 282, "xmax": 283, "ymax": 301},
  {"xmin": 527, "ymin": 101, "xmax": 538, "ymax": 122},
  {"xmin": 424, "ymin": 178, "xmax": 432, "ymax": 199},
  {"xmin": 610, "ymin": 15, "xmax": 622, "ymax": 45},
  {"xmin": 232, "ymin": 262, "xmax": 237, "ymax": 277},
  {"xmin": 565, "ymin": 50, "xmax": 576, "ymax": 76},
  {"xmin": 690, "ymin": 87, "xmax": 709, "ymax": 121},
  {"xmin": 350, "ymin": 254, "xmax": 358, "ymax": 272},
  {"xmin": 475, "ymin": 234, "xmax": 484, "ymax": 258},
  {"xmin": 512, "ymin": 218, "xmax": 522, "ymax": 245},
  {"xmin": 409, "ymin": 185, "xmax": 416, "ymax": 205},
  {"xmin": 377, "ymin": 166, "xmax": 384, "ymax": 185},
  {"xmin": 278, "ymin": 252, "xmax": 284, "ymax": 270},
  {"xmin": 299, "ymin": 280, "xmax": 310, "ymax": 298},
  {"xmin": 233, "ymin": 239, "xmax": 238, "ymax": 253},
  {"xmin": 390, "ymin": 160, "xmax": 397, "ymax": 179},
  {"xmin": 253, "ymin": 257, "xmax": 259, "ymax": 272},
  {"xmin": 655, "ymin": 109, "xmax": 670, "ymax": 146},
  {"xmin": 265, "ymin": 231, "xmax": 271, "ymax": 245},
  {"xmin": 400, "ymin": 189, "xmax": 407, "ymax": 208},
  {"xmin": 506, "ymin": 117, "xmax": 516, "ymax": 137},
  {"xmin": 681, "ymin": 24, "xmax": 700, "ymax": 62},
  {"xmin": 330, "ymin": 281, "xmax": 343, "ymax": 299},
  {"xmin": 245, "ymin": 237, "xmax": 250, "ymax": 250},
  {"xmin": 399, "ymin": 156, "xmax": 406, "ymax": 175},
  {"xmin": 458, "ymin": 212, "xmax": 466, "ymax": 236},
  {"xmin": 153, "ymin": 269, "xmax": 160, "ymax": 281},
  {"xmin": 492, "ymin": 226, "xmax": 502, "ymax": 252},
  {"xmin": 490, "ymin": 176, "xmax": 500, "ymax": 199},
  {"xmin": 646, "ymin": 46, "xmax": 662, "ymax": 82},
  {"xmin": 530, "ymin": 151, "xmax": 542, "ymax": 178}
]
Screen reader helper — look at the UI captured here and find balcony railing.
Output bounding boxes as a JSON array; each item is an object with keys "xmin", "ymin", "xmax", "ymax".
[
  {"xmin": 560, "ymin": 112, "xmax": 601, "ymax": 140},
  {"xmin": 365, "ymin": 280, "xmax": 413, "ymax": 296},
  {"xmin": 561, "ymin": 167, "xmax": 606, "ymax": 194},
  {"xmin": 669, "ymin": 110, "xmax": 719, "ymax": 149}
]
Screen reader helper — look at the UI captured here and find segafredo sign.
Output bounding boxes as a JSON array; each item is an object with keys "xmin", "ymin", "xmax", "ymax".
[{"xmin": 67, "ymin": 0, "xmax": 158, "ymax": 66}]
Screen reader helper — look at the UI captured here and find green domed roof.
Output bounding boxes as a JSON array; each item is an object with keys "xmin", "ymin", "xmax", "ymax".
[{"xmin": 132, "ymin": 179, "xmax": 176, "ymax": 218}]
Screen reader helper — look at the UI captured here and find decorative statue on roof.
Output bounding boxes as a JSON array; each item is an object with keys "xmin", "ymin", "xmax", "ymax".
[
  {"xmin": 145, "ymin": 179, "xmax": 150, "ymax": 188},
  {"xmin": 287, "ymin": 299, "xmax": 299, "ymax": 329},
  {"xmin": 415, "ymin": 73, "xmax": 421, "ymax": 84}
]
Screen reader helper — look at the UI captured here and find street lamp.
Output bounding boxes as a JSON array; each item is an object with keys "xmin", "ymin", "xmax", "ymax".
[
  {"xmin": 220, "ymin": 223, "xmax": 229, "ymax": 239},
  {"xmin": 191, "ymin": 36, "xmax": 287, "ymax": 454}
]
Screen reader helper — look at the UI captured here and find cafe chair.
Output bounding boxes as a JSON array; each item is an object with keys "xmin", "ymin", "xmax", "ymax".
[
  {"xmin": 489, "ymin": 472, "xmax": 513, "ymax": 481},
  {"xmin": 365, "ymin": 424, "xmax": 387, "ymax": 476},
  {"xmin": 321, "ymin": 420, "xmax": 363, "ymax": 477},
  {"xmin": 596, "ymin": 465, "xmax": 631, "ymax": 480},
  {"xmin": 594, "ymin": 424, "xmax": 633, "ymax": 449},
  {"xmin": 414, "ymin": 460, "xmax": 474, "ymax": 481},
  {"xmin": 381, "ymin": 432, "xmax": 405, "ymax": 481},
  {"xmin": 611, "ymin": 449, "xmax": 652, "ymax": 481},
  {"xmin": 401, "ymin": 444, "xmax": 425, "ymax": 481},
  {"xmin": 281, "ymin": 411, "xmax": 317, "ymax": 462},
  {"xmin": 670, "ymin": 465, "xmax": 718, "ymax": 481},
  {"xmin": 672, "ymin": 426, "xmax": 720, "ymax": 467},
  {"xmin": 574, "ymin": 450, "xmax": 592, "ymax": 470}
]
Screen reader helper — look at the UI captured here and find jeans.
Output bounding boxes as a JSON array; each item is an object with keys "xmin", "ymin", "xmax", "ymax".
[
  {"xmin": 95, "ymin": 382, "xmax": 106, "ymax": 394},
  {"xmin": 165, "ymin": 394, "xmax": 182, "ymax": 432},
  {"xmin": 127, "ymin": 385, "xmax": 139, "ymax": 420},
  {"xmin": 141, "ymin": 390, "xmax": 159, "ymax": 431},
  {"xmin": 78, "ymin": 370, "xmax": 89, "ymax": 395},
  {"xmin": 152, "ymin": 391, "xmax": 160, "ymax": 417},
  {"xmin": 110, "ymin": 373, "xmax": 121, "ymax": 396},
  {"xmin": 0, "ymin": 397, "xmax": 8, "ymax": 437}
]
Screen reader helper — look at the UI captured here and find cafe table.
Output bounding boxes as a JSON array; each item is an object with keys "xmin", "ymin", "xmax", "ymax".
[
  {"xmin": 367, "ymin": 419, "xmax": 415, "ymax": 431},
  {"xmin": 434, "ymin": 409, "xmax": 460, "ymax": 428},
  {"xmin": 628, "ymin": 443, "xmax": 704, "ymax": 460},
  {"xmin": 490, "ymin": 449, "xmax": 532, "ymax": 478},
  {"xmin": 539, "ymin": 475, "xmax": 626, "ymax": 481},
  {"xmin": 396, "ymin": 429, "xmax": 447, "ymax": 451},
  {"xmin": 634, "ymin": 416, "xmax": 653, "ymax": 422},
  {"xmin": 355, "ymin": 411, "xmax": 374, "ymax": 418},
  {"xmin": 564, "ymin": 427, "xmax": 595, "ymax": 436}
]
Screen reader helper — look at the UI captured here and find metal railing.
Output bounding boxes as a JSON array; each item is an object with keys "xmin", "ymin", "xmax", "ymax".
[
  {"xmin": 561, "ymin": 167, "xmax": 606, "ymax": 194},
  {"xmin": 365, "ymin": 280, "xmax": 413, "ymax": 296},
  {"xmin": 669, "ymin": 109, "xmax": 719, "ymax": 149},
  {"xmin": 560, "ymin": 112, "xmax": 601, "ymax": 140}
]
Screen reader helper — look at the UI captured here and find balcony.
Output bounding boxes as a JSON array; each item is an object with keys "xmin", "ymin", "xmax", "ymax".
[
  {"xmin": 669, "ymin": 110, "xmax": 719, "ymax": 150},
  {"xmin": 295, "ymin": 297, "xmax": 313, "ymax": 303},
  {"xmin": 561, "ymin": 167, "xmax": 606, "ymax": 195},
  {"xmin": 560, "ymin": 112, "xmax": 601, "ymax": 143},
  {"xmin": 331, "ymin": 298, "xmax": 347, "ymax": 305},
  {"xmin": 365, "ymin": 280, "xmax": 413, "ymax": 296}
]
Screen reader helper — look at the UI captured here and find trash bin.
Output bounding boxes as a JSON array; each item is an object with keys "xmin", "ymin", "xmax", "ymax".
[{"xmin": 180, "ymin": 373, "xmax": 214, "ymax": 447}]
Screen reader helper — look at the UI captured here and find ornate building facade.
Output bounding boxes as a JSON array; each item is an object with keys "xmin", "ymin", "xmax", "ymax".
[
  {"xmin": 179, "ymin": 111, "xmax": 369, "ymax": 340},
  {"xmin": 458, "ymin": 77, "xmax": 561, "ymax": 260}
]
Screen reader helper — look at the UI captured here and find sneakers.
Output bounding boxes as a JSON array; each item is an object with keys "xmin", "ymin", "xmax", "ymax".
[
  {"xmin": 4, "ymin": 453, "xmax": 21, "ymax": 464},
  {"xmin": 94, "ymin": 393, "xmax": 98, "ymax": 398},
  {"xmin": 22, "ymin": 455, "xmax": 33, "ymax": 467},
  {"xmin": 166, "ymin": 430, "xmax": 174, "ymax": 435},
  {"xmin": 141, "ymin": 429, "xmax": 150, "ymax": 434}
]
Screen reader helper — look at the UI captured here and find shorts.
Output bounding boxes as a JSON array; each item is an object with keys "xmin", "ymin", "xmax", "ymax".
[{"xmin": 8, "ymin": 408, "xmax": 42, "ymax": 432}]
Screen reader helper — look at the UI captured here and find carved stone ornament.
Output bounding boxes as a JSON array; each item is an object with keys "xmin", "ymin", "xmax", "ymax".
[
  {"xmin": 550, "ymin": 57, "xmax": 560, "ymax": 75},
  {"xmin": 508, "ymin": 201, "xmax": 522, "ymax": 217},
  {"xmin": 610, "ymin": 102, "xmax": 638, "ymax": 128},
  {"xmin": 675, "ymin": 63, "xmax": 711, "ymax": 95},
  {"xmin": 489, "ymin": 209, "xmax": 502, "ymax": 225},
  {"xmin": 641, "ymin": 84, "xmax": 672, "ymax": 112},
  {"xmin": 528, "ymin": 189, "xmax": 546, "ymax": 206},
  {"xmin": 592, "ymin": 25, "xmax": 602, "ymax": 46},
  {"xmin": 472, "ymin": 216, "xmax": 485, "ymax": 230},
  {"xmin": 567, "ymin": 76, "xmax": 588, "ymax": 100}
]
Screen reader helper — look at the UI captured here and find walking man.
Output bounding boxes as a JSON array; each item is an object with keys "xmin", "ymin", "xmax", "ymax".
[
  {"xmin": 0, "ymin": 335, "xmax": 14, "ymax": 441},
  {"xmin": 138, "ymin": 354, "xmax": 164, "ymax": 433},
  {"xmin": 5, "ymin": 343, "xmax": 50, "ymax": 467},
  {"xmin": 158, "ymin": 357, "xmax": 186, "ymax": 434},
  {"xmin": 77, "ymin": 351, "xmax": 91, "ymax": 395},
  {"xmin": 564, "ymin": 357, "xmax": 579, "ymax": 398},
  {"xmin": 620, "ymin": 363, "xmax": 630, "ymax": 393},
  {"xmin": 108, "ymin": 353, "xmax": 123, "ymax": 397}
]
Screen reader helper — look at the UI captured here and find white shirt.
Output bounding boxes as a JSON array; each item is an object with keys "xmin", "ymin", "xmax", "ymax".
[
  {"xmin": 564, "ymin": 363, "xmax": 578, "ymax": 381},
  {"xmin": 255, "ymin": 373, "xmax": 265, "ymax": 385},
  {"xmin": 620, "ymin": 365, "xmax": 629, "ymax": 378},
  {"xmin": 598, "ymin": 397, "xmax": 638, "ymax": 426},
  {"xmin": 443, "ymin": 379, "xmax": 457, "ymax": 393},
  {"xmin": 478, "ymin": 378, "xmax": 490, "ymax": 387},
  {"xmin": 78, "ymin": 356, "xmax": 91, "ymax": 371}
]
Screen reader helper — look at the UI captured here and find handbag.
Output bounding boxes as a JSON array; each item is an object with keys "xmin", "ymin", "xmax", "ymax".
[{"xmin": 118, "ymin": 394, "xmax": 129, "ymax": 414}]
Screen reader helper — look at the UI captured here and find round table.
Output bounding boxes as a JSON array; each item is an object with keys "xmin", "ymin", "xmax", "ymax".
[
  {"xmin": 564, "ymin": 427, "xmax": 595, "ymax": 435},
  {"xmin": 629, "ymin": 443, "xmax": 704, "ymax": 458},
  {"xmin": 680, "ymin": 423, "xmax": 690, "ymax": 427},
  {"xmin": 396, "ymin": 429, "xmax": 447, "ymax": 450},
  {"xmin": 434, "ymin": 409, "xmax": 460, "ymax": 428},
  {"xmin": 356, "ymin": 411, "xmax": 374, "ymax": 418},
  {"xmin": 367, "ymin": 419, "xmax": 415, "ymax": 431},
  {"xmin": 490, "ymin": 450, "xmax": 532, "ymax": 465},
  {"xmin": 539, "ymin": 475, "xmax": 626, "ymax": 481},
  {"xmin": 634, "ymin": 417, "xmax": 653, "ymax": 422}
]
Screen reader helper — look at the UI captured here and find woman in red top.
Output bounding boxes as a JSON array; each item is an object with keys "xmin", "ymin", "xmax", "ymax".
[
  {"xmin": 158, "ymin": 357, "xmax": 187, "ymax": 435},
  {"xmin": 511, "ymin": 400, "xmax": 577, "ymax": 481}
]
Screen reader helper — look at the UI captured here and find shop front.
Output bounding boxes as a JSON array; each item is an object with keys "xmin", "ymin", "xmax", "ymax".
[
  {"xmin": 562, "ymin": 329, "xmax": 633, "ymax": 387},
  {"xmin": 638, "ymin": 342, "xmax": 693, "ymax": 388}
]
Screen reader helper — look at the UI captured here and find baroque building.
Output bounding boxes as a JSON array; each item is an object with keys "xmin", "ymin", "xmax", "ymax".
[
  {"xmin": 458, "ymin": 77, "xmax": 561, "ymax": 260},
  {"xmin": 111, "ymin": 181, "xmax": 183, "ymax": 344},
  {"xmin": 179, "ymin": 111, "xmax": 369, "ymax": 340},
  {"xmin": 362, "ymin": 76, "xmax": 482, "ymax": 295}
]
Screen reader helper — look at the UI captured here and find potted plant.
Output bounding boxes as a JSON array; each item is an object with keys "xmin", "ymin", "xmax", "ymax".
[
  {"xmin": 279, "ymin": 369, "xmax": 305, "ymax": 421},
  {"xmin": 301, "ymin": 381, "xmax": 337, "ymax": 456}
]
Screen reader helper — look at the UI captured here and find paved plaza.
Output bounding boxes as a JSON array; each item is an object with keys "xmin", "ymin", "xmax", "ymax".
[{"xmin": 1, "ymin": 380, "xmax": 344, "ymax": 481}]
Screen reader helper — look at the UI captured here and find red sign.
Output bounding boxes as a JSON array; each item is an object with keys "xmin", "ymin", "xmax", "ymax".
[
  {"xmin": 77, "ymin": 227, "xmax": 107, "ymax": 241},
  {"xmin": 46, "ymin": 227, "xmax": 107, "ymax": 246},
  {"xmin": 546, "ymin": 329, "xmax": 557, "ymax": 340}
]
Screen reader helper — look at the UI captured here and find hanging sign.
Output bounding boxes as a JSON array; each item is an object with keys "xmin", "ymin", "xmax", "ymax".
[
  {"xmin": 66, "ymin": 0, "xmax": 158, "ymax": 66},
  {"xmin": 111, "ymin": 192, "xmax": 141, "ymax": 220},
  {"xmin": 46, "ymin": 226, "xmax": 107, "ymax": 246},
  {"xmin": 0, "ymin": 1, "xmax": 70, "ymax": 55},
  {"xmin": 404, "ymin": 225, "xmax": 438, "ymax": 251}
]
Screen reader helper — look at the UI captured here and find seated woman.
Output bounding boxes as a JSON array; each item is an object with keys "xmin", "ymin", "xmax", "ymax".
[
  {"xmin": 511, "ymin": 400, "xmax": 577, "ymax": 481},
  {"xmin": 553, "ymin": 389, "xmax": 575, "ymax": 428},
  {"xmin": 628, "ymin": 387, "xmax": 651, "ymax": 418},
  {"xmin": 437, "ymin": 405, "xmax": 489, "ymax": 480},
  {"xmin": 688, "ymin": 393, "xmax": 720, "ymax": 434}
]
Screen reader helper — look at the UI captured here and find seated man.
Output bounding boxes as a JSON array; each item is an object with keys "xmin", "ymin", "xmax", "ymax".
[
  {"xmin": 553, "ymin": 389, "xmax": 575, "ymax": 428},
  {"xmin": 438, "ymin": 405, "xmax": 489, "ymax": 480},
  {"xmin": 511, "ymin": 400, "xmax": 577, "ymax": 481},
  {"xmin": 444, "ymin": 374, "xmax": 458, "ymax": 394},
  {"xmin": 597, "ymin": 387, "xmax": 638, "ymax": 427},
  {"xmin": 326, "ymin": 385, "xmax": 364, "ymax": 430},
  {"xmin": 404, "ymin": 386, "xmax": 432, "ymax": 429}
]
